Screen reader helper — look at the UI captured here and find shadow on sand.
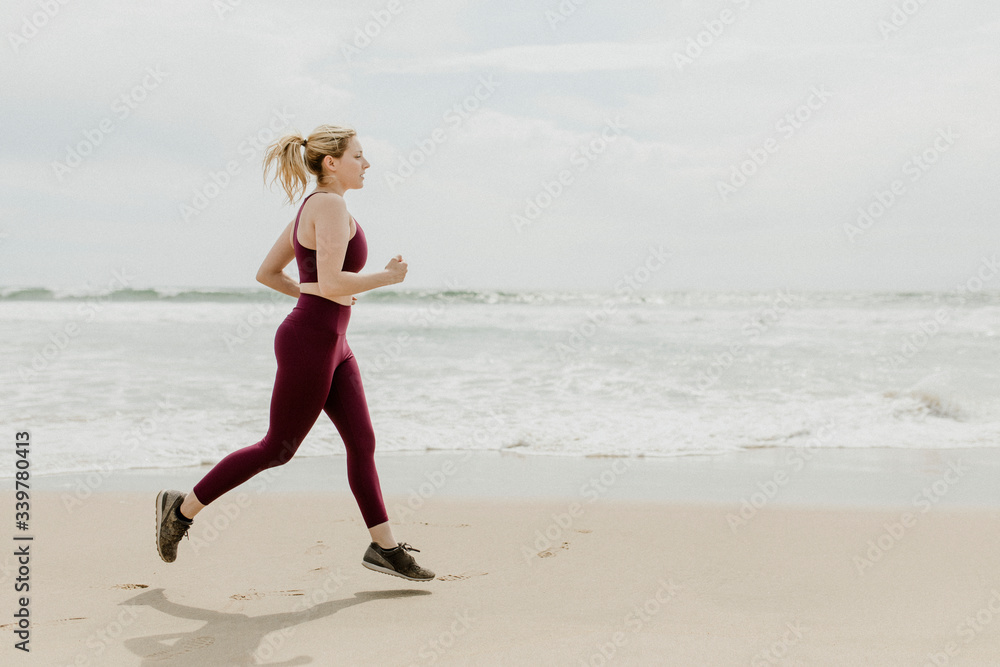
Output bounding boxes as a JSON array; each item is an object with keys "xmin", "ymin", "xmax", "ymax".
[{"xmin": 120, "ymin": 586, "xmax": 430, "ymax": 665}]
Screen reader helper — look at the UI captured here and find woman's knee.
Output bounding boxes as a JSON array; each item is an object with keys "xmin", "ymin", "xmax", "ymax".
[
  {"xmin": 258, "ymin": 436, "xmax": 304, "ymax": 469},
  {"xmin": 345, "ymin": 431, "xmax": 377, "ymax": 459}
]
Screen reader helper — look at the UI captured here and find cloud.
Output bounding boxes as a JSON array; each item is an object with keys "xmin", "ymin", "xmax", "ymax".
[
  {"xmin": 2, "ymin": 0, "xmax": 999, "ymax": 291},
  {"xmin": 356, "ymin": 41, "xmax": 676, "ymax": 74}
]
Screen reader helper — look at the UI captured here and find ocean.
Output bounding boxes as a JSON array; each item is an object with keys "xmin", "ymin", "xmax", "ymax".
[{"xmin": 2, "ymin": 287, "xmax": 998, "ymax": 478}]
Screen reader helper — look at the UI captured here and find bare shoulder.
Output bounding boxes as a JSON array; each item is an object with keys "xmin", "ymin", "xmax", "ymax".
[
  {"xmin": 308, "ymin": 192, "xmax": 348, "ymax": 218},
  {"xmin": 307, "ymin": 193, "xmax": 354, "ymax": 242}
]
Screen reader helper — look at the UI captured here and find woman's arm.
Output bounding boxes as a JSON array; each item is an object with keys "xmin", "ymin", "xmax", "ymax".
[
  {"xmin": 312, "ymin": 195, "xmax": 405, "ymax": 298},
  {"xmin": 255, "ymin": 219, "xmax": 300, "ymax": 298}
]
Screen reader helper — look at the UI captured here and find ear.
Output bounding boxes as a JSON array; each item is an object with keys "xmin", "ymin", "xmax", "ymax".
[{"xmin": 324, "ymin": 154, "xmax": 338, "ymax": 172}]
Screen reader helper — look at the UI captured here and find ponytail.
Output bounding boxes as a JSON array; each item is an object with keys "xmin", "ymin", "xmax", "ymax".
[
  {"xmin": 262, "ymin": 125, "xmax": 357, "ymax": 205},
  {"xmin": 262, "ymin": 133, "xmax": 310, "ymax": 205}
]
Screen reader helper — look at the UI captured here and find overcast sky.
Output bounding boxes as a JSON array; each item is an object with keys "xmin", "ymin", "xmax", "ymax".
[{"xmin": 2, "ymin": 0, "xmax": 998, "ymax": 293}]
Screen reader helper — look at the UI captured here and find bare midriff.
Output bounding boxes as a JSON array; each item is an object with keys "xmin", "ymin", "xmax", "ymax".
[{"xmin": 299, "ymin": 283, "xmax": 353, "ymax": 306}]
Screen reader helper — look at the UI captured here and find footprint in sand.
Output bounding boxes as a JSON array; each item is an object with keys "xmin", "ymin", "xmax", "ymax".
[
  {"xmin": 229, "ymin": 589, "xmax": 304, "ymax": 600},
  {"xmin": 305, "ymin": 542, "xmax": 329, "ymax": 555},
  {"xmin": 415, "ymin": 521, "xmax": 471, "ymax": 528},
  {"xmin": 113, "ymin": 584, "xmax": 150, "ymax": 590},
  {"xmin": 537, "ymin": 541, "xmax": 570, "ymax": 558},
  {"xmin": 0, "ymin": 617, "xmax": 84, "ymax": 629},
  {"xmin": 437, "ymin": 571, "xmax": 488, "ymax": 581}
]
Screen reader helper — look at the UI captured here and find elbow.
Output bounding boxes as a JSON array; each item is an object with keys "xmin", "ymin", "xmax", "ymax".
[{"xmin": 256, "ymin": 268, "xmax": 278, "ymax": 288}]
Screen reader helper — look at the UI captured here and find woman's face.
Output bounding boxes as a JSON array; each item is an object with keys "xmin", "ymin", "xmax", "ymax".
[{"xmin": 331, "ymin": 136, "xmax": 369, "ymax": 190}]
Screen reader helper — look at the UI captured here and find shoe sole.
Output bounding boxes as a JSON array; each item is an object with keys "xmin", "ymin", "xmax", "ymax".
[
  {"xmin": 362, "ymin": 560, "xmax": 435, "ymax": 582},
  {"xmin": 155, "ymin": 490, "xmax": 172, "ymax": 563}
]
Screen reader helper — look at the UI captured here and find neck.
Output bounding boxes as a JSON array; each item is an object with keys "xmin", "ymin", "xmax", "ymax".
[{"xmin": 313, "ymin": 185, "xmax": 346, "ymax": 196}]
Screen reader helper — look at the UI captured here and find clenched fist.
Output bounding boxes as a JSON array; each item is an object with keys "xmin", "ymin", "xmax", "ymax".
[{"xmin": 385, "ymin": 255, "xmax": 408, "ymax": 285}]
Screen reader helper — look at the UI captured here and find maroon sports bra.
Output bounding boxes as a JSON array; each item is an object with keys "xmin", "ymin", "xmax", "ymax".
[{"xmin": 292, "ymin": 192, "xmax": 368, "ymax": 283}]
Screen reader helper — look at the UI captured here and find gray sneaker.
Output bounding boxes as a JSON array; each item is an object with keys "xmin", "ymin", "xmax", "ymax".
[
  {"xmin": 155, "ymin": 489, "xmax": 193, "ymax": 563},
  {"xmin": 363, "ymin": 542, "xmax": 435, "ymax": 581}
]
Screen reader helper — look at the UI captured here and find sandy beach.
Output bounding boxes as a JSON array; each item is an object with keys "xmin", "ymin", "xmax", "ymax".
[
  {"xmin": 4, "ymin": 450, "xmax": 1000, "ymax": 665},
  {"xmin": 6, "ymin": 0, "xmax": 1000, "ymax": 662}
]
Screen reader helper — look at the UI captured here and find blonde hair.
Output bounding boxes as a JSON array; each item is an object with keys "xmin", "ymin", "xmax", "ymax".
[{"xmin": 262, "ymin": 124, "xmax": 357, "ymax": 205}]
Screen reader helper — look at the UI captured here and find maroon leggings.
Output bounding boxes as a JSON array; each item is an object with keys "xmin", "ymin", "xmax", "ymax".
[{"xmin": 193, "ymin": 293, "xmax": 388, "ymax": 528}]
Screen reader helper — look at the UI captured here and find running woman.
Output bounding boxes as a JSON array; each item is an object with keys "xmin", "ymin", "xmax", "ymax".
[{"xmin": 155, "ymin": 125, "xmax": 434, "ymax": 582}]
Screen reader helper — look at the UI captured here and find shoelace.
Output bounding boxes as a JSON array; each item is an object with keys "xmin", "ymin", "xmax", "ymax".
[
  {"xmin": 397, "ymin": 542, "xmax": 420, "ymax": 553},
  {"xmin": 175, "ymin": 515, "xmax": 193, "ymax": 541}
]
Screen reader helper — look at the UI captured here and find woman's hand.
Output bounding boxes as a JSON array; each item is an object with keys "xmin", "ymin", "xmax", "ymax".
[{"xmin": 384, "ymin": 255, "xmax": 408, "ymax": 285}]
